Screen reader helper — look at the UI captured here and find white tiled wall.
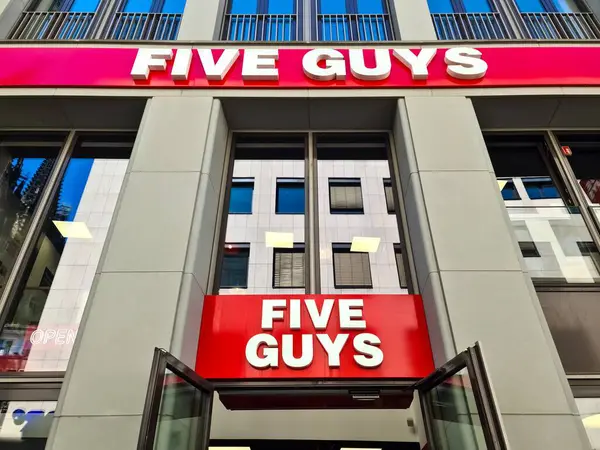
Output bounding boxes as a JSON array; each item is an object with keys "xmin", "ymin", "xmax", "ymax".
[
  {"xmin": 318, "ymin": 160, "xmax": 406, "ymax": 295},
  {"xmin": 221, "ymin": 160, "xmax": 305, "ymax": 295},
  {"xmin": 22, "ymin": 159, "xmax": 127, "ymax": 371}
]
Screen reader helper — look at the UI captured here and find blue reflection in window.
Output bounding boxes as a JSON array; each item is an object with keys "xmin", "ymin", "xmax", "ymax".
[
  {"xmin": 428, "ymin": 0, "xmax": 454, "ymax": 13},
  {"xmin": 123, "ymin": 0, "xmax": 152, "ymax": 12},
  {"xmin": 500, "ymin": 181, "xmax": 520, "ymax": 201},
  {"xmin": 230, "ymin": 0, "xmax": 258, "ymax": 13},
  {"xmin": 269, "ymin": 0, "xmax": 294, "ymax": 13},
  {"xmin": 276, "ymin": 179, "xmax": 305, "ymax": 214},
  {"xmin": 162, "ymin": 0, "xmax": 185, "ymax": 13},
  {"xmin": 465, "ymin": 0, "xmax": 491, "ymax": 12},
  {"xmin": 428, "ymin": 0, "xmax": 492, "ymax": 12},
  {"xmin": 229, "ymin": 179, "xmax": 254, "ymax": 214},
  {"xmin": 320, "ymin": 0, "xmax": 347, "ymax": 13},
  {"xmin": 357, "ymin": 0, "xmax": 385, "ymax": 13},
  {"xmin": 56, "ymin": 159, "xmax": 94, "ymax": 221},
  {"xmin": 515, "ymin": 0, "xmax": 546, "ymax": 12},
  {"xmin": 69, "ymin": 0, "xmax": 100, "ymax": 12},
  {"xmin": 523, "ymin": 177, "xmax": 560, "ymax": 200}
]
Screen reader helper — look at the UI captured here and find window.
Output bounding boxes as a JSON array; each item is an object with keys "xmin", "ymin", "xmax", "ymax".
[
  {"xmin": 273, "ymin": 245, "xmax": 305, "ymax": 288},
  {"xmin": 428, "ymin": 0, "xmax": 492, "ymax": 13},
  {"xmin": 229, "ymin": 178, "xmax": 254, "ymax": 214},
  {"xmin": 394, "ymin": 244, "xmax": 407, "ymax": 289},
  {"xmin": 223, "ymin": 0, "xmax": 299, "ymax": 41},
  {"xmin": 499, "ymin": 180, "xmax": 520, "ymax": 200},
  {"xmin": 523, "ymin": 177, "xmax": 561, "ymax": 200},
  {"xmin": 329, "ymin": 178, "xmax": 364, "ymax": 214},
  {"xmin": 222, "ymin": 0, "xmax": 394, "ymax": 41},
  {"xmin": 0, "ymin": 135, "xmax": 62, "ymax": 298},
  {"xmin": 519, "ymin": 241, "xmax": 540, "ymax": 258},
  {"xmin": 0, "ymin": 133, "xmax": 133, "ymax": 373},
  {"xmin": 220, "ymin": 244, "xmax": 250, "ymax": 289},
  {"xmin": 276, "ymin": 179, "xmax": 305, "ymax": 214},
  {"xmin": 332, "ymin": 244, "xmax": 372, "ymax": 288},
  {"xmin": 383, "ymin": 178, "xmax": 395, "ymax": 213}
]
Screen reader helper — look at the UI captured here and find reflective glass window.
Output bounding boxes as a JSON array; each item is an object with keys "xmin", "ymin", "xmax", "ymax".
[
  {"xmin": 276, "ymin": 179, "xmax": 304, "ymax": 214},
  {"xmin": 0, "ymin": 134, "xmax": 133, "ymax": 373},
  {"xmin": 229, "ymin": 179, "xmax": 254, "ymax": 214}
]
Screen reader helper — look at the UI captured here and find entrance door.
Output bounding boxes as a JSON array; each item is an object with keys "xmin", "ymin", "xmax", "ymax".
[
  {"xmin": 413, "ymin": 343, "xmax": 507, "ymax": 450},
  {"xmin": 137, "ymin": 348, "xmax": 214, "ymax": 450}
]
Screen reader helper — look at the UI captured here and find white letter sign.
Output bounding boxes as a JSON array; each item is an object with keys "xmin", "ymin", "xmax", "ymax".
[
  {"xmin": 131, "ymin": 48, "xmax": 173, "ymax": 80},
  {"xmin": 197, "ymin": 48, "xmax": 240, "ymax": 81},
  {"xmin": 392, "ymin": 48, "xmax": 436, "ymax": 80},
  {"xmin": 302, "ymin": 49, "xmax": 346, "ymax": 81},
  {"xmin": 444, "ymin": 47, "xmax": 487, "ymax": 80},
  {"xmin": 247, "ymin": 298, "xmax": 383, "ymax": 371},
  {"xmin": 349, "ymin": 49, "xmax": 391, "ymax": 81},
  {"xmin": 242, "ymin": 49, "xmax": 279, "ymax": 80}
]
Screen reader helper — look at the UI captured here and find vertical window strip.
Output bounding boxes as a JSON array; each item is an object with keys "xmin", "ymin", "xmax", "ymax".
[
  {"xmin": 384, "ymin": 178, "xmax": 395, "ymax": 213},
  {"xmin": 394, "ymin": 244, "xmax": 408, "ymax": 289}
]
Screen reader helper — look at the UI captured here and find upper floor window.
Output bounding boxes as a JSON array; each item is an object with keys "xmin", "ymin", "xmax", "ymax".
[
  {"xmin": 329, "ymin": 178, "xmax": 364, "ymax": 214},
  {"xmin": 221, "ymin": 0, "xmax": 394, "ymax": 41},
  {"xmin": 9, "ymin": 0, "xmax": 183, "ymax": 40},
  {"xmin": 229, "ymin": 178, "xmax": 254, "ymax": 214},
  {"xmin": 383, "ymin": 178, "xmax": 395, "ymax": 213},
  {"xmin": 276, "ymin": 178, "xmax": 305, "ymax": 214},
  {"xmin": 223, "ymin": 0, "xmax": 299, "ymax": 41}
]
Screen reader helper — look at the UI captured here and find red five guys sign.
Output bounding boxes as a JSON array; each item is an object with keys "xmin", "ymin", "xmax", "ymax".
[
  {"xmin": 196, "ymin": 295, "xmax": 435, "ymax": 379},
  {"xmin": 4, "ymin": 46, "xmax": 600, "ymax": 88}
]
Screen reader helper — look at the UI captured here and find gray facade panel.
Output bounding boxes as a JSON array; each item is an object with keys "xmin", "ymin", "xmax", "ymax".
[{"xmin": 398, "ymin": 96, "xmax": 591, "ymax": 449}]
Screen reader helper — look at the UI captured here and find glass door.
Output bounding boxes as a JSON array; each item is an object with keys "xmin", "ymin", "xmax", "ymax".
[
  {"xmin": 137, "ymin": 348, "xmax": 214, "ymax": 450},
  {"xmin": 413, "ymin": 343, "xmax": 507, "ymax": 450}
]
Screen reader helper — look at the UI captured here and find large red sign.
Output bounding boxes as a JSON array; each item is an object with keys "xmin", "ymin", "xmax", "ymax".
[
  {"xmin": 196, "ymin": 295, "xmax": 434, "ymax": 379},
  {"xmin": 2, "ymin": 46, "xmax": 600, "ymax": 89}
]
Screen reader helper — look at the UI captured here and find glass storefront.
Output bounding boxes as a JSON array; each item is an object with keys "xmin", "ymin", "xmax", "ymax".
[{"xmin": 0, "ymin": 133, "xmax": 134, "ymax": 373}]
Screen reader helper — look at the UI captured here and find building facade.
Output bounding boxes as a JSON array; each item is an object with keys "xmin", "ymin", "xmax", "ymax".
[{"xmin": 0, "ymin": 0, "xmax": 599, "ymax": 449}]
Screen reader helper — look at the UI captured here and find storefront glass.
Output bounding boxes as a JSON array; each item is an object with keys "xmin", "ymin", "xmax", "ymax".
[{"xmin": 0, "ymin": 134, "xmax": 133, "ymax": 372}]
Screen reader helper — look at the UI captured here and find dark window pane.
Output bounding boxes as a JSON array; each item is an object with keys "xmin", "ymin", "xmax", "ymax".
[
  {"xmin": 384, "ymin": 179, "xmax": 395, "ymax": 213},
  {"xmin": 273, "ymin": 247, "xmax": 305, "ymax": 288},
  {"xmin": 500, "ymin": 180, "xmax": 520, "ymax": 200},
  {"xmin": 394, "ymin": 244, "xmax": 407, "ymax": 289},
  {"xmin": 519, "ymin": 241, "xmax": 540, "ymax": 258},
  {"xmin": 332, "ymin": 244, "xmax": 372, "ymax": 288},
  {"xmin": 329, "ymin": 179, "xmax": 364, "ymax": 214},
  {"xmin": 0, "ymin": 134, "xmax": 133, "ymax": 373},
  {"xmin": 229, "ymin": 179, "xmax": 254, "ymax": 214},
  {"xmin": 524, "ymin": 178, "xmax": 560, "ymax": 200},
  {"xmin": 276, "ymin": 179, "xmax": 304, "ymax": 214},
  {"xmin": 0, "ymin": 139, "xmax": 62, "ymax": 300},
  {"xmin": 220, "ymin": 244, "xmax": 250, "ymax": 288}
]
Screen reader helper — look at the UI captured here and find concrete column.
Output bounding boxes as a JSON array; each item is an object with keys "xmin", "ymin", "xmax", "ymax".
[
  {"xmin": 46, "ymin": 96, "xmax": 229, "ymax": 450},
  {"xmin": 393, "ymin": 97, "xmax": 591, "ymax": 450},
  {"xmin": 389, "ymin": 0, "xmax": 437, "ymax": 40},
  {"xmin": 0, "ymin": 0, "xmax": 27, "ymax": 39},
  {"xmin": 177, "ymin": 0, "xmax": 223, "ymax": 40}
]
